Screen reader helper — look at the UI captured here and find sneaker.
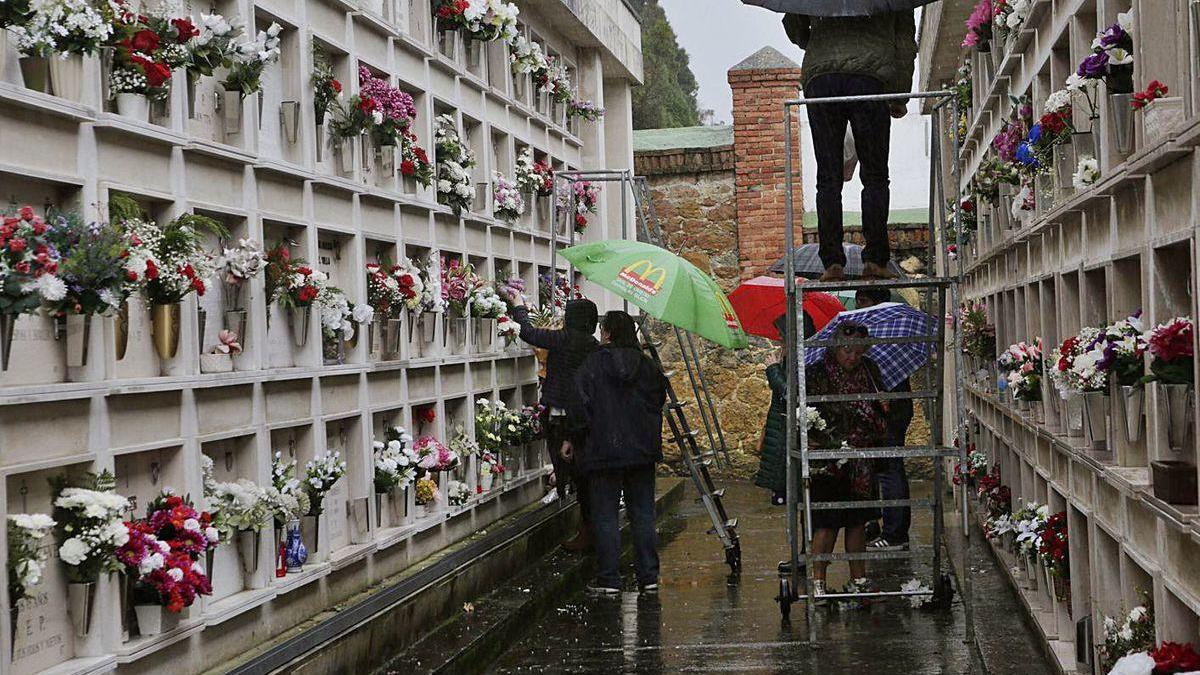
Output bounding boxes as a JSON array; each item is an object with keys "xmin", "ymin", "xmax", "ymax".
[
  {"xmin": 819, "ymin": 264, "xmax": 845, "ymax": 282},
  {"xmin": 843, "ymin": 578, "xmax": 874, "ymax": 609},
  {"xmin": 587, "ymin": 584, "xmax": 621, "ymax": 597},
  {"xmin": 811, "ymin": 579, "xmax": 828, "ymax": 606},
  {"xmin": 540, "ymin": 490, "xmax": 559, "ymax": 505},
  {"xmin": 639, "ymin": 583, "xmax": 659, "ymax": 594},
  {"xmin": 867, "ymin": 537, "xmax": 908, "ymax": 551}
]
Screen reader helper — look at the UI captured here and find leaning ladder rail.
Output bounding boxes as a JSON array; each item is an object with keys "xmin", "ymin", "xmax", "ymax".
[{"xmin": 777, "ymin": 90, "xmax": 974, "ymax": 651}]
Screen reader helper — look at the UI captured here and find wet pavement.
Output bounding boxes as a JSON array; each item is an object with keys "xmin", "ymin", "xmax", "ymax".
[{"xmin": 487, "ymin": 480, "xmax": 1054, "ymax": 674}]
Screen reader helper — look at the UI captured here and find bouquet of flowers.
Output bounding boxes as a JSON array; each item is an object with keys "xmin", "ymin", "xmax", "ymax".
[
  {"xmin": 1142, "ymin": 317, "xmax": 1193, "ymax": 385},
  {"xmin": 265, "ymin": 244, "xmax": 327, "ymax": 309},
  {"xmin": 1145, "ymin": 642, "xmax": 1200, "ymax": 674},
  {"xmin": 557, "ymin": 180, "xmax": 601, "ymax": 234},
  {"xmin": 999, "ymin": 340, "xmax": 1043, "ymax": 401},
  {"xmin": 509, "ymin": 34, "xmax": 549, "ymax": 81},
  {"xmin": 446, "ymin": 480, "xmax": 471, "ymax": 507},
  {"xmin": 1132, "ymin": 80, "xmax": 1169, "ymax": 111},
  {"xmin": 400, "ymin": 129, "xmax": 435, "ymax": 188},
  {"xmin": 982, "ymin": 479, "xmax": 1011, "ymax": 519},
  {"xmin": 1077, "ymin": 12, "xmax": 1135, "ymax": 94},
  {"xmin": 435, "ymin": 114, "xmax": 476, "ymax": 214},
  {"xmin": 470, "ymin": 284, "xmax": 506, "ymax": 318},
  {"xmin": 358, "ymin": 65, "xmax": 417, "ymax": 146},
  {"xmin": 513, "ymin": 404, "xmax": 544, "ymax": 444},
  {"xmin": 959, "ymin": 301, "xmax": 997, "ymax": 360},
  {"xmin": 143, "ymin": 491, "xmax": 219, "ymax": 560},
  {"xmin": 453, "ymin": 0, "xmax": 520, "ymax": 43},
  {"xmin": 312, "ymin": 45, "xmax": 341, "ymax": 123},
  {"xmin": 449, "ymin": 425, "xmax": 480, "ymax": 458},
  {"xmin": 267, "ymin": 452, "xmax": 310, "ymax": 525},
  {"xmin": 0, "ymin": 205, "xmax": 65, "ymax": 316},
  {"xmin": 304, "ymin": 451, "xmax": 348, "ymax": 516},
  {"xmin": 1073, "ymin": 156, "xmax": 1101, "ymax": 189},
  {"xmin": 222, "ymin": 22, "xmax": 282, "ymax": 96},
  {"xmin": 1100, "ymin": 602, "xmax": 1155, "ymax": 672},
  {"xmin": 538, "ymin": 271, "xmax": 582, "ymax": 317},
  {"xmin": 492, "ymin": 172, "xmax": 525, "ymax": 223},
  {"xmin": 475, "ymin": 397, "xmax": 519, "ymax": 452},
  {"xmin": 328, "ymin": 92, "xmax": 378, "ymax": 142},
  {"xmin": 186, "ymin": 12, "xmax": 245, "ymax": 79},
  {"xmin": 479, "ymin": 451, "xmax": 505, "ymax": 481},
  {"xmin": 414, "ymin": 477, "xmax": 438, "ymax": 506},
  {"xmin": 1012, "ymin": 502, "xmax": 1048, "ymax": 560},
  {"xmin": 106, "ymin": 8, "xmax": 181, "ymax": 102},
  {"xmin": 374, "ymin": 425, "xmax": 419, "ymax": 493},
  {"xmin": 51, "ymin": 471, "xmax": 130, "ymax": 583},
  {"xmin": 415, "ymin": 252, "xmax": 445, "ymax": 314},
  {"xmin": 205, "ymin": 476, "xmax": 271, "ymax": 540},
  {"xmin": 991, "ymin": 0, "xmax": 1031, "ymax": 40},
  {"xmin": 1098, "ymin": 314, "xmax": 1145, "ymax": 386},
  {"xmin": 217, "ymin": 238, "xmax": 264, "ymax": 307},
  {"xmin": 497, "ymin": 314, "xmax": 520, "ymax": 345},
  {"xmin": 984, "ymin": 512, "xmax": 1013, "ymax": 540},
  {"xmin": 1063, "ymin": 327, "xmax": 1110, "ymax": 392},
  {"xmin": 536, "ymin": 57, "xmax": 572, "ymax": 104},
  {"xmin": 7, "ymin": 513, "xmax": 55, "ymax": 607},
  {"xmin": 567, "ymin": 99, "xmax": 604, "ymax": 122},
  {"xmin": 132, "ymin": 213, "xmax": 225, "ymax": 305},
  {"xmin": 115, "ymin": 522, "xmax": 168, "ymax": 580},
  {"xmin": 1037, "ymin": 510, "xmax": 1069, "ymax": 578},
  {"xmin": 119, "ymin": 521, "xmax": 211, "ymax": 613},
  {"xmin": 415, "ymin": 436, "xmax": 459, "ymax": 473},
  {"xmin": 514, "ymin": 147, "xmax": 553, "ymax": 196},
  {"xmin": 366, "ymin": 262, "xmax": 407, "ymax": 319},
  {"xmin": 433, "ymin": 0, "xmax": 470, "ymax": 28},
  {"xmin": 40, "ymin": 210, "xmax": 141, "ymax": 317},
  {"xmin": 952, "ymin": 447, "xmax": 988, "ymax": 485},
  {"xmin": 441, "ymin": 257, "xmax": 480, "ymax": 317},
  {"xmin": 318, "ymin": 285, "xmax": 362, "ymax": 342},
  {"xmin": 10, "ymin": 0, "xmax": 112, "ymax": 57},
  {"xmin": 961, "ymin": 0, "xmax": 993, "ymax": 50}
]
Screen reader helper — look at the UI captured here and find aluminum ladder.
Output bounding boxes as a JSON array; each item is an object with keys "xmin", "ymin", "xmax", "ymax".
[{"xmin": 775, "ymin": 89, "xmax": 975, "ymax": 655}]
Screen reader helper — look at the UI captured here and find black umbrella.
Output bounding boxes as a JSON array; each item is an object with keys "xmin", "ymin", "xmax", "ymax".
[
  {"xmin": 741, "ymin": 0, "xmax": 938, "ymax": 17},
  {"xmin": 768, "ymin": 242, "xmax": 906, "ymax": 279}
]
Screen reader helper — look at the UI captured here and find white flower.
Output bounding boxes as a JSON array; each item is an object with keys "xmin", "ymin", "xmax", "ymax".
[
  {"xmin": 1108, "ymin": 652, "xmax": 1154, "ymax": 675},
  {"xmin": 205, "ymin": 526, "xmax": 220, "ymax": 543},
  {"xmin": 1107, "ymin": 47, "xmax": 1133, "ymax": 66},
  {"xmin": 36, "ymin": 273, "xmax": 67, "ymax": 302},
  {"xmin": 183, "ymin": 518, "xmax": 201, "ymax": 532},
  {"xmin": 1117, "ymin": 10, "xmax": 1134, "ymax": 33},
  {"xmin": 1128, "ymin": 606, "xmax": 1147, "ymax": 622},
  {"xmin": 1073, "ymin": 156, "xmax": 1100, "ymax": 189},
  {"xmin": 1044, "ymin": 89, "xmax": 1072, "ymax": 113},
  {"xmin": 1065, "ymin": 73, "xmax": 1085, "ymax": 91},
  {"xmin": 167, "ymin": 567, "xmax": 184, "ymax": 582},
  {"xmin": 59, "ymin": 537, "xmax": 90, "ymax": 566},
  {"xmin": 352, "ymin": 303, "xmax": 374, "ymax": 324},
  {"xmin": 140, "ymin": 552, "xmax": 165, "ymax": 575}
]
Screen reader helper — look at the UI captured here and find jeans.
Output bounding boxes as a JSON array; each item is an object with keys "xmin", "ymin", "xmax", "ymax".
[
  {"xmin": 805, "ymin": 74, "xmax": 892, "ymax": 269},
  {"xmin": 876, "ymin": 457, "xmax": 910, "ymax": 543},
  {"xmin": 589, "ymin": 465, "xmax": 659, "ymax": 588}
]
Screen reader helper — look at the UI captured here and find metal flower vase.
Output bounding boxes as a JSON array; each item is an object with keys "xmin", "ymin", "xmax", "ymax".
[
  {"xmin": 1083, "ymin": 391, "xmax": 1109, "ymax": 451},
  {"xmin": 1053, "ymin": 143, "xmax": 1075, "ymax": 191},
  {"xmin": 1109, "ymin": 94, "xmax": 1134, "ymax": 155},
  {"xmin": 1119, "ymin": 385, "xmax": 1144, "ymax": 443},
  {"xmin": 1065, "ymin": 391, "xmax": 1084, "ymax": 437},
  {"xmin": 68, "ymin": 582, "xmax": 96, "ymax": 638},
  {"xmin": 289, "ymin": 305, "xmax": 310, "ymax": 347},
  {"xmin": 1162, "ymin": 383, "xmax": 1194, "ymax": 452},
  {"xmin": 237, "ymin": 530, "xmax": 260, "ymax": 576},
  {"xmin": 48, "ymin": 54, "xmax": 84, "ymax": 101},
  {"xmin": 0, "ymin": 312, "xmax": 16, "ymax": 371},
  {"xmin": 150, "ymin": 302, "xmax": 181, "ymax": 360},
  {"xmin": 385, "ymin": 317, "xmax": 403, "ymax": 355}
]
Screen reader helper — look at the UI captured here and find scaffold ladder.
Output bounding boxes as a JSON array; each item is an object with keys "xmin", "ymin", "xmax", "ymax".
[
  {"xmin": 775, "ymin": 89, "xmax": 975, "ymax": 653},
  {"xmin": 551, "ymin": 169, "xmax": 741, "ymax": 573}
]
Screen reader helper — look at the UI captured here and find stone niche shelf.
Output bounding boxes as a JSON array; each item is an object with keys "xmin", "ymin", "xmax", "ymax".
[{"xmin": 0, "ymin": 0, "xmax": 632, "ymax": 669}]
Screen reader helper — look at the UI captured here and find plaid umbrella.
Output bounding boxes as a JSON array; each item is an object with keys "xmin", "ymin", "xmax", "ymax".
[
  {"xmin": 804, "ymin": 302, "xmax": 936, "ymax": 391},
  {"xmin": 768, "ymin": 243, "xmax": 906, "ymax": 279}
]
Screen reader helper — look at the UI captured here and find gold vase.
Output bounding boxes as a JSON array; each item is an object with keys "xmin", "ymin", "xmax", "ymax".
[
  {"xmin": 115, "ymin": 302, "xmax": 130, "ymax": 360},
  {"xmin": 150, "ymin": 302, "xmax": 181, "ymax": 360}
]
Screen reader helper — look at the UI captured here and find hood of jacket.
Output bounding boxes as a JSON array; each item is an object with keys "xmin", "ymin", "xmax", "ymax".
[
  {"xmin": 563, "ymin": 299, "xmax": 598, "ymax": 334},
  {"xmin": 598, "ymin": 346, "xmax": 646, "ymax": 383}
]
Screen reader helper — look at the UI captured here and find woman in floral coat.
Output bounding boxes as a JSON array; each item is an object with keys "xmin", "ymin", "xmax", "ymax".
[{"xmin": 806, "ymin": 322, "xmax": 890, "ymax": 600}]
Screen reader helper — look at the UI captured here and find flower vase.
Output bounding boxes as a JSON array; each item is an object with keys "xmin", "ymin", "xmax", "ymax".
[
  {"xmin": 19, "ymin": 56, "xmax": 50, "ymax": 93},
  {"xmin": 237, "ymin": 530, "xmax": 260, "ymax": 577},
  {"xmin": 1052, "ymin": 143, "xmax": 1075, "ymax": 191},
  {"xmin": 480, "ymin": 472, "xmax": 493, "ymax": 492},
  {"xmin": 300, "ymin": 513, "xmax": 326, "ymax": 563},
  {"xmin": 200, "ymin": 352, "xmax": 233, "ymax": 373},
  {"xmin": 1109, "ymin": 93, "xmax": 1134, "ymax": 155},
  {"xmin": 222, "ymin": 88, "xmax": 242, "ymax": 131},
  {"xmin": 205, "ymin": 547, "xmax": 216, "ymax": 587},
  {"xmin": 68, "ymin": 582, "xmax": 96, "ymax": 638},
  {"xmin": 1119, "ymin": 385, "xmax": 1144, "ymax": 443},
  {"xmin": 461, "ymin": 31, "xmax": 482, "ymax": 70},
  {"xmin": 224, "ymin": 308, "xmax": 247, "ymax": 344},
  {"xmin": 472, "ymin": 317, "xmax": 495, "ymax": 353},
  {"xmin": 1024, "ymin": 557, "xmax": 1039, "ymax": 592},
  {"xmin": 62, "ymin": 313, "xmax": 93, "ymax": 371},
  {"xmin": 134, "ymin": 605, "xmax": 178, "ymax": 637},
  {"xmin": 1070, "ymin": 131, "xmax": 1095, "ymax": 164},
  {"xmin": 288, "ymin": 305, "xmax": 310, "ymax": 347},
  {"xmin": 285, "ymin": 520, "xmax": 307, "ymax": 572},
  {"xmin": 150, "ymin": 302, "xmax": 181, "ymax": 360},
  {"xmin": 385, "ymin": 317, "xmax": 402, "ymax": 356},
  {"xmin": 402, "ymin": 173, "xmax": 418, "ymax": 195},
  {"xmin": 449, "ymin": 316, "xmax": 468, "ymax": 350},
  {"xmin": 48, "ymin": 54, "xmax": 83, "ymax": 101},
  {"xmin": 115, "ymin": 93, "xmax": 150, "ymax": 123},
  {"xmin": 1143, "ymin": 97, "xmax": 1184, "ymax": 147},
  {"xmin": 1083, "ymin": 391, "xmax": 1108, "ymax": 451},
  {"xmin": 339, "ymin": 139, "xmax": 354, "ymax": 174},
  {"xmin": 375, "ymin": 492, "xmax": 390, "ymax": 528},
  {"xmin": 1065, "ymin": 391, "xmax": 1084, "ymax": 437},
  {"xmin": 186, "ymin": 72, "xmax": 200, "ymax": 118},
  {"xmin": 1161, "ymin": 383, "xmax": 1194, "ymax": 452}
]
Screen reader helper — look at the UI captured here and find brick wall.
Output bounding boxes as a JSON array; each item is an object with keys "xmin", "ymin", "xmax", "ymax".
[{"xmin": 729, "ymin": 48, "xmax": 805, "ymax": 281}]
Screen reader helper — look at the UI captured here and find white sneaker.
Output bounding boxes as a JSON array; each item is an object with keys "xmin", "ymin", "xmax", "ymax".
[
  {"xmin": 811, "ymin": 580, "xmax": 828, "ymax": 606},
  {"xmin": 540, "ymin": 490, "xmax": 559, "ymax": 505}
]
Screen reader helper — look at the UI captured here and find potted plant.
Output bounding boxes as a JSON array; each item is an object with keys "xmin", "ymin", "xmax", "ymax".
[
  {"xmin": 51, "ymin": 471, "xmax": 128, "ymax": 639},
  {"xmin": 6, "ymin": 513, "xmax": 55, "ymax": 651},
  {"xmin": 300, "ymin": 451, "xmax": 347, "ymax": 561},
  {"xmin": 216, "ymin": 238, "xmax": 264, "ymax": 342},
  {"xmin": 203, "ymin": 459, "xmax": 271, "ymax": 584},
  {"xmin": 374, "ymin": 426, "xmax": 418, "ymax": 527},
  {"xmin": 441, "ymin": 257, "xmax": 476, "ymax": 350},
  {"xmin": 491, "ymin": 172, "xmax": 525, "ymax": 224},
  {"xmin": 1133, "ymin": 80, "xmax": 1182, "ymax": 147},
  {"xmin": 469, "ymin": 283, "xmax": 505, "ymax": 353},
  {"xmin": 414, "ymin": 477, "xmax": 438, "ymax": 519},
  {"xmin": 446, "ymin": 480, "xmax": 471, "ymax": 508}
]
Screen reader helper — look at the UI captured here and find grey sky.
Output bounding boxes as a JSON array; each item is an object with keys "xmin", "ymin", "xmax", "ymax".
[{"xmin": 659, "ymin": 1, "xmax": 802, "ymax": 125}]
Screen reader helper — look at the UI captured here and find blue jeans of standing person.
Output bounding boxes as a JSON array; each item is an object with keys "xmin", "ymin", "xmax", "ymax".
[{"xmin": 589, "ymin": 465, "xmax": 659, "ymax": 588}]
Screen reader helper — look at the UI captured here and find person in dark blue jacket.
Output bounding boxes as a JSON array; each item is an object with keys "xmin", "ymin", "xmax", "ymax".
[{"xmin": 575, "ymin": 311, "xmax": 667, "ymax": 595}]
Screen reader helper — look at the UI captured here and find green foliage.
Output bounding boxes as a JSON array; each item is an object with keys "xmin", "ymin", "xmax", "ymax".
[
  {"xmin": 631, "ymin": 0, "xmax": 701, "ymax": 130},
  {"xmin": 108, "ymin": 193, "xmax": 144, "ymax": 225}
]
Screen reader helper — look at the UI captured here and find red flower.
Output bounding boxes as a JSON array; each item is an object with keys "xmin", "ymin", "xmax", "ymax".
[
  {"xmin": 191, "ymin": 277, "xmax": 206, "ymax": 295},
  {"xmin": 145, "ymin": 259, "xmax": 160, "ymax": 280},
  {"xmin": 400, "ymin": 160, "xmax": 415, "ymax": 175},
  {"xmin": 127, "ymin": 29, "xmax": 160, "ymax": 53},
  {"xmin": 126, "ymin": 270, "xmax": 139, "ymax": 281},
  {"xmin": 171, "ymin": 18, "xmax": 198, "ymax": 42},
  {"xmin": 18, "ymin": 206, "xmax": 33, "ymax": 221},
  {"xmin": 14, "ymin": 261, "xmax": 30, "ymax": 275},
  {"xmin": 1149, "ymin": 320, "xmax": 1194, "ymax": 362},
  {"xmin": 297, "ymin": 285, "xmax": 319, "ymax": 303},
  {"xmin": 144, "ymin": 61, "xmax": 172, "ymax": 88},
  {"xmin": 1151, "ymin": 642, "xmax": 1200, "ymax": 673},
  {"xmin": 414, "ymin": 147, "xmax": 428, "ymax": 162},
  {"xmin": 330, "ymin": 79, "xmax": 342, "ymax": 93},
  {"xmin": 575, "ymin": 214, "xmax": 587, "ymax": 228},
  {"xmin": 8, "ymin": 238, "xmax": 26, "ymax": 253},
  {"xmin": 418, "ymin": 406, "xmax": 436, "ymax": 424},
  {"xmin": 358, "ymin": 96, "xmax": 377, "ymax": 113}
]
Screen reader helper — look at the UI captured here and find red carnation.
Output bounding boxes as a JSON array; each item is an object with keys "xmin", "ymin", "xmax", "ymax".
[
  {"xmin": 418, "ymin": 406, "xmax": 436, "ymax": 424},
  {"xmin": 126, "ymin": 270, "xmax": 139, "ymax": 281},
  {"xmin": 144, "ymin": 61, "xmax": 172, "ymax": 88},
  {"xmin": 358, "ymin": 96, "xmax": 377, "ymax": 113},
  {"xmin": 191, "ymin": 277, "xmax": 206, "ymax": 295},
  {"xmin": 331, "ymin": 79, "xmax": 342, "ymax": 93},
  {"xmin": 145, "ymin": 259, "xmax": 160, "ymax": 280},
  {"xmin": 400, "ymin": 160, "xmax": 415, "ymax": 175},
  {"xmin": 9, "ymin": 238, "xmax": 26, "ymax": 253},
  {"xmin": 414, "ymin": 147, "xmax": 428, "ymax": 162},
  {"xmin": 128, "ymin": 29, "xmax": 160, "ymax": 53},
  {"xmin": 575, "ymin": 214, "xmax": 587, "ymax": 228},
  {"xmin": 14, "ymin": 261, "xmax": 30, "ymax": 275},
  {"xmin": 296, "ymin": 266, "xmax": 312, "ymax": 276},
  {"xmin": 18, "ymin": 206, "xmax": 34, "ymax": 221},
  {"xmin": 297, "ymin": 285, "xmax": 319, "ymax": 303},
  {"xmin": 171, "ymin": 18, "xmax": 198, "ymax": 41}
]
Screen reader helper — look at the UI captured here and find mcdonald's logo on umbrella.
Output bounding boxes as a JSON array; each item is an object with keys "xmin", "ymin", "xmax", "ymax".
[{"xmin": 617, "ymin": 259, "xmax": 668, "ymax": 295}]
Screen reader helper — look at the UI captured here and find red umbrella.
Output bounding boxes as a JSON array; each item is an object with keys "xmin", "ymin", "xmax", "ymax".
[{"xmin": 728, "ymin": 276, "xmax": 845, "ymax": 341}]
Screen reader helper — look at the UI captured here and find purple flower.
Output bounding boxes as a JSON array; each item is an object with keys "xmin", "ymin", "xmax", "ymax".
[
  {"xmin": 1098, "ymin": 23, "xmax": 1129, "ymax": 49},
  {"xmin": 1078, "ymin": 52, "xmax": 1109, "ymax": 80}
]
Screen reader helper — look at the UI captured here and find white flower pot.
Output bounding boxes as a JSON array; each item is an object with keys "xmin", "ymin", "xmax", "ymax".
[
  {"xmin": 236, "ymin": 530, "xmax": 260, "ymax": 577},
  {"xmin": 1065, "ymin": 391, "xmax": 1084, "ymax": 438},
  {"xmin": 49, "ymin": 54, "xmax": 84, "ymax": 101},
  {"xmin": 480, "ymin": 472, "xmax": 494, "ymax": 492},
  {"xmin": 134, "ymin": 604, "xmax": 178, "ymax": 637},
  {"xmin": 222, "ymin": 88, "xmax": 242, "ymax": 131},
  {"xmin": 289, "ymin": 305, "xmax": 310, "ymax": 347},
  {"xmin": 115, "ymin": 92, "xmax": 150, "ymax": 123},
  {"xmin": 1143, "ymin": 97, "xmax": 1184, "ymax": 147},
  {"xmin": 68, "ymin": 582, "xmax": 96, "ymax": 638},
  {"xmin": 200, "ymin": 352, "xmax": 234, "ymax": 373},
  {"xmin": 375, "ymin": 492, "xmax": 391, "ymax": 528}
]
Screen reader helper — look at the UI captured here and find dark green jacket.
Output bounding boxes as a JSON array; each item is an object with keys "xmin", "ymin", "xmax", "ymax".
[
  {"xmin": 753, "ymin": 363, "xmax": 788, "ymax": 494},
  {"xmin": 784, "ymin": 12, "xmax": 917, "ymax": 96}
]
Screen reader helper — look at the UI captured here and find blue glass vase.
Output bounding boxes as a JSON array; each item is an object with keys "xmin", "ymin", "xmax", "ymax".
[{"xmin": 285, "ymin": 520, "xmax": 307, "ymax": 572}]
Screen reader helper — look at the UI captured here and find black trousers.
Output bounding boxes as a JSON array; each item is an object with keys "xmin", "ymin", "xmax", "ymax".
[
  {"xmin": 805, "ymin": 74, "xmax": 892, "ymax": 270},
  {"xmin": 589, "ymin": 464, "xmax": 659, "ymax": 588},
  {"xmin": 546, "ymin": 416, "xmax": 589, "ymax": 520}
]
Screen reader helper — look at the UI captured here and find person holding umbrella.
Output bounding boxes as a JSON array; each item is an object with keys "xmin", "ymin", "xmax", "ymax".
[
  {"xmin": 782, "ymin": 9, "xmax": 917, "ymax": 281},
  {"xmin": 575, "ymin": 311, "xmax": 668, "ymax": 595}
]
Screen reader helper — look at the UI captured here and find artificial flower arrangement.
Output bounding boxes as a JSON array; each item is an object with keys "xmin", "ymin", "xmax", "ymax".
[
  {"xmin": 268, "ymin": 452, "xmax": 311, "ymax": 526},
  {"xmin": 961, "ymin": 0, "xmax": 993, "ymax": 51},
  {"xmin": 303, "ymin": 451, "xmax": 348, "ymax": 517},
  {"xmin": 445, "ymin": 0, "xmax": 520, "ymax": 43},
  {"xmin": 478, "ymin": 451, "xmax": 505, "ymax": 481},
  {"xmin": 567, "ymin": 99, "xmax": 604, "ymax": 122},
  {"xmin": 538, "ymin": 270, "xmax": 582, "ymax": 317},
  {"xmin": 1037, "ymin": 510, "xmax": 1069, "ymax": 579},
  {"xmin": 433, "ymin": 0, "xmax": 470, "ymax": 28},
  {"xmin": 1054, "ymin": 327, "xmax": 1110, "ymax": 394},
  {"xmin": 959, "ymin": 300, "xmax": 997, "ymax": 361},
  {"xmin": 1100, "ymin": 600, "xmax": 1155, "ymax": 673},
  {"xmin": 475, "ymin": 397, "xmax": 521, "ymax": 453},
  {"xmin": 312, "ymin": 45, "xmax": 342, "ymax": 124},
  {"xmin": 492, "ymin": 172, "xmax": 525, "ymax": 223},
  {"xmin": 417, "ymin": 404, "xmax": 437, "ymax": 426},
  {"xmin": 106, "ymin": 3, "xmax": 192, "ymax": 104},
  {"xmin": 9, "ymin": 0, "xmax": 112, "ymax": 59},
  {"xmin": 1098, "ymin": 313, "xmax": 1146, "ymax": 387},
  {"xmin": 446, "ymin": 480, "xmax": 471, "ymax": 507},
  {"xmin": 449, "ymin": 425, "xmax": 481, "ymax": 459},
  {"xmin": 202, "ymin": 455, "xmax": 272, "ymax": 541},
  {"xmin": 557, "ymin": 180, "xmax": 601, "ymax": 233},
  {"xmin": 1012, "ymin": 502, "xmax": 1048, "ymax": 561},
  {"xmin": 434, "ymin": 114, "xmax": 477, "ymax": 214},
  {"xmin": 7, "ymin": 513, "xmax": 56, "ymax": 610},
  {"xmin": 374, "ymin": 425, "xmax": 419, "ymax": 494},
  {"xmin": 991, "ymin": 0, "xmax": 1031, "ymax": 43},
  {"xmin": 327, "ymin": 90, "xmax": 378, "ymax": 143},
  {"xmin": 469, "ymin": 283, "xmax": 506, "ymax": 319},
  {"xmin": 441, "ymin": 257, "xmax": 481, "ymax": 317},
  {"xmin": 208, "ymin": 329, "xmax": 242, "ymax": 356},
  {"xmin": 50, "ymin": 471, "xmax": 130, "ymax": 584},
  {"xmin": 221, "ymin": 21, "xmax": 282, "ymax": 97},
  {"xmin": 497, "ymin": 314, "xmax": 520, "ymax": 345},
  {"xmin": 216, "ymin": 237, "xmax": 264, "ymax": 311},
  {"xmin": 509, "ymin": 34, "xmax": 549, "ymax": 83},
  {"xmin": 514, "ymin": 147, "xmax": 554, "ymax": 197},
  {"xmin": 1073, "ymin": 156, "xmax": 1101, "ymax": 189},
  {"xmin": 186, "ymin": 12, "xmax": 245, "ymax": 82},
  {"xmin": 0, "ymin": 205, "xmax": 65, "ymax": 319},
  {"xmin": 998, "ymin": 339, "xmax": 1043, "ymax": 401},
  {"xmin": 415, "ymin": 252, "xmax": 446, "ymax": 315},
  {"xmin": 513, "ymin": 404, "xmax": 545, "ymax": 444},
  {"xmin": 41, "ymin": 209, "xmax": 139, "ymax": 319},
  {"xmin": 128, "ymin": 213, "xmax": 226, "ymax": 306},
  {"xmin": 366, "ymin": 261, "xmax": 414, "ymax": 319},
  {"xmin": 358, "ymin": 65, "xmax": 417, "ymax": 147},
  {"xmin": 536, "ymin": 56, "xmax": 573, "ymax": 106},
  {"xmin": 318, "ymin": 285, "xmax": 363, "ymax": 348},
  {"xmin": 415, "ymin": 435, "xmax": 460, "ymax": 473},
  {"xmin": 972, "ymin": 156, "xmax": 1019, "ymax": 207},
  {"xmin": 264, "ymin": 243, "xmax": 326, "ymax": 310},
  {"xmin": 1108, "ymin": 640, "xmax": 1200, "ymax": 675},
  {"xmin": 1078, "ymin": 12, "xmax": 1135, "ymax": 95},
  {"xmin": 1131, "ymin": 80, "xmax": 1169, "ymax": 111},
  {"xmin": 414, "ymin": 477, "xmax": 438, "ymax": 506},
  {"xmin": 1141, "ymin": 317, "xmax": 1194, "ymax": 385},
  {"xmin": 399, "ymin": 129, "xmax": 435, "ymax": 188},
  {"xmin": 980, "ymin": 471, "xmax": 1010, "ymax": 520},
  {"xmin": 952, "ymin": 446, "xmax": 988, "ymax": 485}
]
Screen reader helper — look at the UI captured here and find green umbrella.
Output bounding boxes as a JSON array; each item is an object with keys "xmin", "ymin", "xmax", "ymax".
[{"xmin": 560, "ymin": 240, "xmax": 749, "ymax": 349}]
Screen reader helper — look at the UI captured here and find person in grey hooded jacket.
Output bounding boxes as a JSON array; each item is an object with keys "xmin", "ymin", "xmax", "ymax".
[{"xmin": 575, "ymin": 311, "xmax": 667, "ymax": 594}]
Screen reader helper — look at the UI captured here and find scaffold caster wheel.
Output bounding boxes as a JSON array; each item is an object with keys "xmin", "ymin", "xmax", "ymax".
[
  {"xmin": 726, "ymin": 542, "xmax": 742, "ymax": 574},
  {"xmin": 777, "ymin": 578, "xmax": 793, "ymax": 620}
]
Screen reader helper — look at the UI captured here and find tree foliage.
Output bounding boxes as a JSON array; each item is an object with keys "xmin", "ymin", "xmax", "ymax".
[{"xmin": 631, "ymin": 0, "xmax": 701, "ymax": 130}]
